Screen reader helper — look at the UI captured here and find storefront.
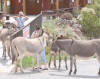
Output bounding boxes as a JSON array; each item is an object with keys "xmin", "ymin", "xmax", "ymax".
[{"xmin": 0, "ymin": 0, "xmax": 90, "ymax": 15}]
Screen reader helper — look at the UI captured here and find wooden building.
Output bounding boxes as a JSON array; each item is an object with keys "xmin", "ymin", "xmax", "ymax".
[{"xmin": 0, "ymin": 0, "xmax": 91, "ymax": 15}]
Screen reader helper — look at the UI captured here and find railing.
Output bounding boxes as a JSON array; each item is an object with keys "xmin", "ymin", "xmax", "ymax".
[
  {"xmin": 10, "ymin": 8, "xmax": 73, "ymax": 40},
  {"xmin": 42, "ymin": 8, "xmax": 73, "ymax": 17},
  {"xmin": 10, "ymin": 13, "xmax": 42, "ymax": 40}
]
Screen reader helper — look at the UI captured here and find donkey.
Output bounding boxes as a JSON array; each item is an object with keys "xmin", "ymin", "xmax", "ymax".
[
  {"xmin": 0, "ymin": 22, "xmax": 18, "ymax": 59},
  {"xmin": 0, "ymin": 28, "xmax": 11, "ymax": 59},
  {"xmin": 11, "ymin": 31, "xmax": 48, "ymax": 72},
  {"xmin": 55, "ymin": 39, "xmax": 100, "ymax": 75},
  {"xmin": 49, "ymin": 35, "xmax": 68, "ymax": 70}
]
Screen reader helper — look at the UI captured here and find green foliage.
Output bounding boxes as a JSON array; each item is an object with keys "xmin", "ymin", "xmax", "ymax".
[
  {"xmin": 79, "ymin": 12, "xmax": 100, "ymax": 38},
  {"xmin": 86, "ymin": 0, "xmax": 100, "ymax": 18},
  {"xmin": 65, "ymin": 28, "xmax": 74, "ymax": 38},
  {"xmin": 73, "ymin": 8, "xmax": 81, "ymax": 18},
  {"xmin": 43, "ymin": 19, "xmax": 60, "ymax": 35},
  {"xmin": 0, "ymin": 24, "xmax": 2, "ymax": 27},
  {"xmin": 22, "ymin": 56, "xmax": 33, "ymax": 68}
]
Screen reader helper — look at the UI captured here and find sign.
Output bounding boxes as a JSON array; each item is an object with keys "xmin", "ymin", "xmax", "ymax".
[{"xmin": 23, "ymin": 26, "xmax": 30, "ymax": 38}]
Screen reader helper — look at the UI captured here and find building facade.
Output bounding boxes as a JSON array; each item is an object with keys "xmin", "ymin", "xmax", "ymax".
[{"xmin": 0, "ymin": 0, "xmax": 92, "ymax": 15}]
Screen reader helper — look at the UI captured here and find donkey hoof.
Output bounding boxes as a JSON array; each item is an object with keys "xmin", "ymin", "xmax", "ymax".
[
  {"xmin": 55, "ymin": 66, "xmax": 57, "ymax": 69},
  {"xmin": 69, "ymin": 71, "xmax": 72, "ymax": 75},
  {"xmin": 32, "ymin": 68, "xmax": 35, "ymax": 71},
  {"xmin": 20, "ymin": 69, "xmax": 24, "ymax": 73},
  {"xmin": 58, "ymin": 67, "xmax": 60, "ymax": 70},
  {"xmin": 15, "ymin": 70, "xmax": 17, "ymax": 72},
  {"xmin": 48, "ymin": 65, "xmax": 50, "ymax": 68},
  {"xmin": 37, "ymin": 69, "xmax": 40, "ymax": 72},
  {"xmin": 98, "ymin": 72, "xmax": 100, "ymax": 75},
  {"xmin": 73, "ymin": 72, "xmax": 76, "ymax": 75},
  {"xmin": 73, "ymin": 70, "xmax": 77, "ymax": 74},
  {"xmin": 66, "ymin": 67, "xmax": 68, "ymax": 70},
  {"xmin": 3, "ymin": 57, "xmax": 6, "ymax": 60}
]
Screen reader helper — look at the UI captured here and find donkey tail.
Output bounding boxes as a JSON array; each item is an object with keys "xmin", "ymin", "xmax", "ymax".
[{"xmin": 11, "ymin": 41, "xmax": 19, "ymax": 64}]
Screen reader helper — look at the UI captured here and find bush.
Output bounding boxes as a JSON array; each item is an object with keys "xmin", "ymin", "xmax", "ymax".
[
  {"xmin": 79, "ymin": 12, "xmax": 100, "ymax": 38},
  {"xmin": 86, "ymin": 0, "xmax": 100, "ymax": 18},
  {"xmin": 60, "ymin": 12, "xmax": 73, "ymax": 20},
  {"xmin": 43, "ymin": 19, "xmax": 60, "ymax": 36}
]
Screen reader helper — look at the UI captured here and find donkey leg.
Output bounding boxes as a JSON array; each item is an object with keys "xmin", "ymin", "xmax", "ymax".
[
  {"xmin": 96, "ymin": 56, "xmax": 100, "ymax": 75},
  {"xmin": 32, "ymin": 56, "xmax": 35, "ymax": 70},
  {"xmin": 37, "ymin": 54, "xmax": 40, "ymax": 71},
  {"xmin": 58, "ymin": 51, "xmax": 61, "ymax": 70},
  {"xmin": 69, "ymin": 56, "xmax": 73, "ymax": 75},
  {"xmin": 48, "ymin": 54, "xmax": 52, "ymax": 68},
  {"xmin": 73, "ymin": 57, "xmax": 77, "ymax": 74},
  {"xmin": 7, "ymin": 45, "xmax": 11, "ymax": 59},
  {"xmin": 15, "ymin": 59, "xmax": 18, "ymax": 72},
  {"xmin": 3, "ymin": 44, "xmax": 6, "ymax": 59},
  {"xmin": 54, "ymin": 53, "xmax": 57, "ymax": 68},
  {"xmin": 64, "ymin": 54, "xmax": 68, "ymax": 70},
  {"xmin": 19, "ymin": 57, "xmax": 24, "ymax": 72},
  {"xmin": 97, "ymin": 64, "xmax": 100, "ymax": 75}
]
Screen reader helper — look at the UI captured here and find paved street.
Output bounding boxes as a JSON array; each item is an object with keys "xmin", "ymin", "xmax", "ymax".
[
  {"xmin": 0, "ymin": 59, "xmax": 100, "ymax": 79},
  {"xmin": 0, "ymin": 43, "xmax": 100, "ymax": 79}
]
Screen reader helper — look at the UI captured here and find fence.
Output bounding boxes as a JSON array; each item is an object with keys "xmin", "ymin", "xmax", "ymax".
[
  {"xmin": 10, "ymin": 13, "xmax": 42, "ymax": 40},
  {"xmin": 42, "ymin": 8, "xmax": 73, "ymax": 17}
]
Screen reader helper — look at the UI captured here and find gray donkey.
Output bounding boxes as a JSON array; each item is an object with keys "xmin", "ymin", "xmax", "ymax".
[
  {"xmin": 0, "ymin": 28, "xmax": 11, "ymax": 59},
  {"xmin": 48, "ymin": 37, "xmax": 68, "ymax": 70},
  {"xmin": 55, "ymin": 39, "xmax": 100, "ymax": 75}
]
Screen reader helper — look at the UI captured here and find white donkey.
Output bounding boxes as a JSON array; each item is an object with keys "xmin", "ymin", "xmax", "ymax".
[{"xmin": 11, "ymin": 30, "xmax": 48, "ymax": 72}]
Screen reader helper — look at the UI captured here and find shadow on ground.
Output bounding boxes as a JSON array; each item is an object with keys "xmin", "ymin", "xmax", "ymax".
[
  {"xmin": 50, "ymin": 73, "xmax": 100, "ymax": 79},
  {"xmin": 0, "ymin": 57, "xmax": 11, "ymax": 66}
]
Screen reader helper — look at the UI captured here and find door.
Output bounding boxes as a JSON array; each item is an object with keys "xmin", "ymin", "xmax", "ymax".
[
  {"xmin": 26, "ymin": 0, "xmax": 42, "ymax": 15},
  {"xmin": 42, "ymin": 0, "xmax": 51, "ymax": 11},
  {"xmin": 15, "ymin": 0, "xmax": 23, "ymax": 13},
  {"xmin": 59, "ymin": 0, "xmax": 68, "ymax": 8},
  {"xmin": 10, "ymin": 0, "xmax": 23, "ymax": 14},
  {"xmin": 79, "ymin": 0, "xmax": 87, "ymax": 7},
  {"xmin": 69, "ymin": 0, "xmax": 76, "ymax": 8}
]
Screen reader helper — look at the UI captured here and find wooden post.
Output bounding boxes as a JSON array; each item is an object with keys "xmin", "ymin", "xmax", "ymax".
[
  {"xmin": 0, "ymin": 0, "xmax": 1, "ymax": 11},
  {"xmin": 4, "ymin": 0, "xmax": 7, "ymax": 14},
  {"xmin": 56, "ymin": 0, "xmax": 59, "ymax": 11},
  {"xmin": 23, "ymin": 0, "xmax": 26, "ymax": 14},
  {"xmin": 76, "ymin": 0, "xmax": 79, "ymax": 9}
]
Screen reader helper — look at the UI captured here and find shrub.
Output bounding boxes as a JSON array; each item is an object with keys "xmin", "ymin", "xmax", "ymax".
[
  {"xmin": 60, "ymin": 12, "xmax": 73, "ymax": 20},
  {"xmin": 86, "ymin": 0, "xmax": 100, "ymax": 18},
  {"xmin": 79, "ymin": 12, "xmax": 100, "ymax": 38}
]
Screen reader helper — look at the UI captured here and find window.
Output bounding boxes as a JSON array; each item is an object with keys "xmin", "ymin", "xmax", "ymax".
[
  {"xmin": 37, "ymin": 0, "xmax": 39, "ymax": 3},
  {"xmin": 18, "ymin": 0, "xmax": 21, "ymax": 3},
  {"xmin": 72, "ymin": 0, "xmax": 75, "ymax": 2},
  {"xmin": 51, "ymin": 0, "xmax": 54, "ymax": 4}
]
